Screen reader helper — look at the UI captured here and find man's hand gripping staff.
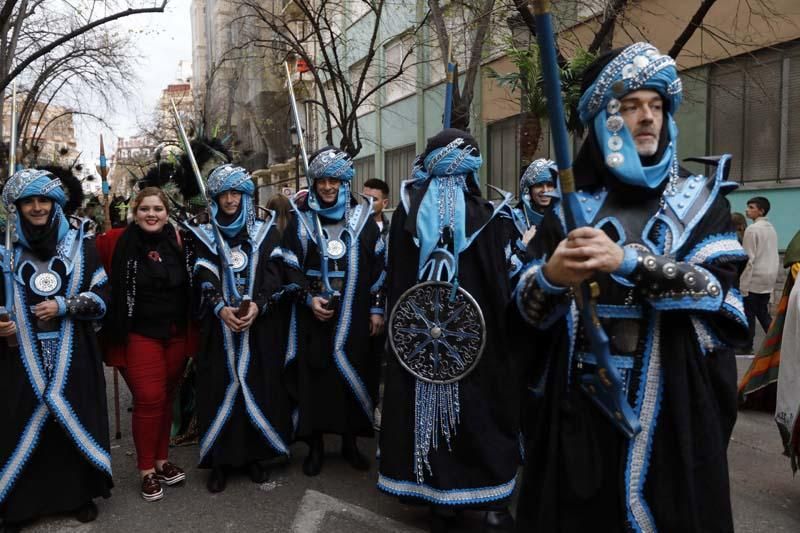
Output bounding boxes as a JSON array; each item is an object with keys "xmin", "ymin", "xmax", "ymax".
[{"xmin": 526, "ymin": 0, "xmax": 641, "ymax": 438}]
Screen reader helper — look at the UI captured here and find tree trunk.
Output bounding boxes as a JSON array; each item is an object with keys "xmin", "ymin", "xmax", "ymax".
[{"xmin": 519, "ymin": 111, "xmax": 542, "ymax": 165}]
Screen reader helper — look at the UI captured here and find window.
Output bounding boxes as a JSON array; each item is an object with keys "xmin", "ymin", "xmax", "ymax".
[
  {"xmin": 348, "ymin": 0, "xmax": 371, "ymax": 24},
  {"xmin": 350, "ymin": 59, "xmax": 377, "ymax": 116},
  {"xmin": 384, "ymin": 144, "xmax": 416, "ymax": 207},
  {"xmin": 487, "ymin": 114, "xmax": 551, "ymax": 198},
  {"xmin": 353, "ymin": 155, "xmax": 375, "ymax": 193},
  {"xmin": 384, "ymin": 35, "xmax": 416, "ymax": 103},
  {"xmin": 708, "ymin": 46, "xmax": 796, "ymax": 182}
]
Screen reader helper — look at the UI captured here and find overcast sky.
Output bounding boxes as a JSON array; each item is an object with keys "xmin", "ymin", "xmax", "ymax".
[{"xmin": 76, "ymin": 0, "xmax": 192, "ymax": 167}]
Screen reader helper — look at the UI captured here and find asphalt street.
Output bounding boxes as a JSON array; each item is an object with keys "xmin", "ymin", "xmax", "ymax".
[{"xmin": 18, "ymin": 329, "xmax": 800, "ymax": 532}]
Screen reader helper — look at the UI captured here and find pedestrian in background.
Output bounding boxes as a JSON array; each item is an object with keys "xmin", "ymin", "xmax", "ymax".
[{"xmin": 741, "ymin": 196, "xmax": 780, "ymax": 353}]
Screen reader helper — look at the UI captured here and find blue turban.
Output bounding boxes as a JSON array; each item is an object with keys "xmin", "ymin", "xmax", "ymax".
[
  {"xmin": 415, "ymin": 136, "xmax": 483, "ymax": 279},
  {"xmin": 206, "ymin": 164, "xmax": 256, "ymax": 239},
  {"xmin": 577, "ymin": 42, "xmax": 682, "ymax": 189},
  {"xmin": 3, "ymin": 169, "xmax": 67, "ymax": 209},
  {"xmin": 2, "ymin": 168, "xmax": 69, "ymax": 250},
  {"xmin": 306, "ymin": 148, "xmax": 354, "ymax": 221}
]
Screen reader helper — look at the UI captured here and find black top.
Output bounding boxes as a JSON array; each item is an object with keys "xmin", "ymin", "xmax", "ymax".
[{"xmin": 130, "ymin": 229, "xmax": 189, "ymax": 339}]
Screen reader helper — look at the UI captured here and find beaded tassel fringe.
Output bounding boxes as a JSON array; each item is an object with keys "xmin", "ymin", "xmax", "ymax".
[{"xmin": 414, "ymin": 380, "xmax": 460, "ymax": 484}]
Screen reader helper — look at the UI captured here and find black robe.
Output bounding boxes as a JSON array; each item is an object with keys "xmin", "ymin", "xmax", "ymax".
[
  {"xmin": 280, "ymin": 196, "xmax": 385, "ymax": 439},
  {"xmin": 189, "ymin": 218, "xmax": 293, "ymax": 468},
  {"xmin": 513, "ymin": 168, "xmax": 749, "ymax": 531},
  {"xmin": 377, "ymin": 188, "xmax": 520, "ymax": 507},
  {"xmin": 0, "ymin": 221, "xmax": 112, "ymax": 524}
]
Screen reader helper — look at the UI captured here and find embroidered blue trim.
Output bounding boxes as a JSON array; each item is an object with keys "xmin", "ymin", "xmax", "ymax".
[
  {"xmin": 624, "ymin": 313, "xmax": 662, "ymax": 532},
  {"xmin": 55, "ymin": 295, "xmax": 67, "ymax": 316},
  {"xmin": 370, "ymin": 269, "xmax": 386, "ymax": 294},
  {"xmin": 595, "ymin": 215, "xmax": 627, "ymax": 245},
  {"xmin": 284, "ymin": 305, "xmax": 298, "ymax": 367},
  {"xmin": 43, "ymin": 232, "xmax": 112, "ymax": 475},
  {"xmin": 616, "ymin": 247, "xmax": 639, "ymax": 276},
  {"xmin": 90, "ymin": 267, "xmax": 107, "ymax": 288},
  {"xmin": 331, "ymin": 232, "xmax": 374, "ymax": 422},
  {"xmin": 722, "ymin": 288, "xmax": 747, "ymax": 326},
  {"xmin": 535, "ymin": 266, "xmax": 568, "ymax": 295},
  {"xmin": 576, "ymin": 352, "xmax": 636, "ymax": 369},
  {"xmin": 377, "ymin": 474, "xmax": 516, "ymax": 506},
  {"xmin": 195, "ymin": 258, "xmax": 220, "ymax": 280},
  {"xmin": 0, "ymin": 404, "xmax": 48, "ymax": 503},
  {"xmin": 370, "ymin": 307, "xmax": 385, "ymax": 315},
  {"xmin": 690, "ymin": 316, "xmax": 723, "ymax": 356},
  {"xmin": 685, "ymin": 232, "xmax": 747, "ymax": 265},
  {"xmin": 199, "ymin": 323, "xmax": 240, "ymax": 461},
  {"xmin": 213, "ymin": 301, "xmax": 225, "ymax": 318},
  {"xmin": 596, "ymin": 304, "xmax": 643, "ymax": 319},
  {"xmin": 271, "ymin": 247, "xmax": 301, "ymax": 270}
]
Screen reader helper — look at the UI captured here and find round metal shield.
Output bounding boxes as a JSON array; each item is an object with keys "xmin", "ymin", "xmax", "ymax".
[
  {"xmin": 326, "ymin": 239, "xmax": 346, "ymax": 259},
  {"xmin": 32, "ymin": 272, "xmax": 60, "ymax": 295},
  {"xmin": 230, "ymin": 249, "xmax": 248, "ymax": 271},
  {"xmin": 389, "ymin": 281, "xmax": 486, "ymax": 384}
]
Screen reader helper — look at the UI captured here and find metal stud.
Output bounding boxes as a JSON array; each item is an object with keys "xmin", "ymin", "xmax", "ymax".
[
  {"xmin": 643, "ymin": 256, "xmax": 657, "ymax": 271},
  {"xmin": 606, "ymin": 153, "xmax": 625, "ymax": 168},
  {"xmin": 663, "ymin": 262, "xmax": 677, "ymax": 279}
]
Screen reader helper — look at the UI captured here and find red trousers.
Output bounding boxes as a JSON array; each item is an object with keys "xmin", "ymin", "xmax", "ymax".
[{"xmin": 121, "ymin": 333, "xmax": 187, "ymax": 470}]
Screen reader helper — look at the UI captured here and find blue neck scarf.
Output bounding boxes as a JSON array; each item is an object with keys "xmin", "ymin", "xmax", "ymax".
[
  {"xmin": 212, "ymin": 194, "xmax": 254, "ymax": 239},
  {"xmin": 308, "ymin": 182, "xmax": 350, "ymax": 221},
  {"xmin": 415, "ymin": 140, "xmax": 482, "ymax": 280},
  {"xmin": 307, "ymin": 149, "xmax": 355, "ymax": 222}
]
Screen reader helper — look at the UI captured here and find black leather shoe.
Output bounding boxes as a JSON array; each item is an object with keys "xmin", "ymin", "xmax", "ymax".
[
  {"xmin": 206, "ymin": 467, "xmax": 227, "ymax": 493},
  {"xmin": 484, "ymin": 509, "xmax": 514, "ymax": 531},
  {"xmin": 74, "ymin": 500, "xmax": 98, "ymax": 523},
  {"xmin": 341, "ymin": 434, "xmax": 370, "ymax": 471},
  {"xmin": 248, "ymin": 461, "xmax": 270, "ymax": 484},
  {"xmin": 303, "ymin": 433, "xmax": 324, "ymax": 477},
  {"xmin": 429, "ymin": 506, "xmax": 457, "ymax": 533}
]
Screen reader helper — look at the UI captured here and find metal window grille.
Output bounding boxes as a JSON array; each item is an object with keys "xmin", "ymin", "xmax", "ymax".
[{"xmin": 384, "ymin": 144, "xmax": 416, "ymax": 207}]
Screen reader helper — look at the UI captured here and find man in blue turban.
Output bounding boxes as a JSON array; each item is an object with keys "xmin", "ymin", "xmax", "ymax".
[
  {"xmin": 512, "ymin": 43, "xmax": 749, "ymax": 531},
  {"xmin": 276, "ymin": 147, "xmax": 386, "ymax": 477},
  {"xmin": 0, "ymin": 169, "xmax": 112, "ymax": 529},
  {"xmin": 183, "ymin": 164, "xmax": 293, "ymax": 493},
  {"xmin": 378, "ymin": 129, "xmax": 520, "ymax": 531}
]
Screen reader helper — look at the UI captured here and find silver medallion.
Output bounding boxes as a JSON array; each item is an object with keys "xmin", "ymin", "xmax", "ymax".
[
  {"xmin": 607, "ymin": 135, "xmax": 624, "ymax": 152},
  {"xmin": 633, "ymin": 55, "xmax": 650, "ymax": 69},
  {"xmin": 33, "ymin": 272, "xmax": 59, "ymax": 295},
  {"xmin": 606, "ymin": 153, "xmax": 625, "ymax": 168},
  {"xmin": 230, "ymin": 249, "xmax": 247, "ymax": 271},
  {"xmin": 389, "ymin": 281, "xmax": 486, "ymax": 384},
  {"xmin": 326, "ymin": 239, "xmax": 346, "ymax": 259},
  {"xmin": 606, "ymin": 115, "xmax": 624, "ymax": 133},
  {"xmin": 606, "ymin": 98, "xmax": 621, "ymax": 115}
]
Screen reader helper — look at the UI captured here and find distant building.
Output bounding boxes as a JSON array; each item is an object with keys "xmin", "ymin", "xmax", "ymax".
[{"xmin": 2, "ymin": 96, "xmax": 78, "ymax": 169}]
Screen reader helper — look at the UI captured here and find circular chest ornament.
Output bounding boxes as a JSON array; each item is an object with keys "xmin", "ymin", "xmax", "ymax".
[
  {"xmin": 389, "ymin": 281, "xmax": 486, "ymax": 384},
  {"xmin": 32, "ymin": 272, "xmax": 60, "ymax": 296},
  {"xmin": 326, "ymin": 239, "xmax": 346, "ymax": 259},
  {"xmin": 230, "ymin": 249, "xmax": 248, "ymax": 271}
]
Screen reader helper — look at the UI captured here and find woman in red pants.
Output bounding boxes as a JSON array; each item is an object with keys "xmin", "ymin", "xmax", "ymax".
[{"xmin": 105, "ymin": 187, "xmax": 193, "ymax": 502}]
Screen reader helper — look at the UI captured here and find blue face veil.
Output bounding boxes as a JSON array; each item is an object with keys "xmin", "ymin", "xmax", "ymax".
[
  {"xmin": 3, "ymin": 169, "xmax": 70, "ymax": 251},
  {"xmin": 207, "ymin": 164, "xmax": 256, "ymax": 239},
  {"xmin": 519, "ymin": 158, "xmax": 557, "ymax": 224},
  {"xmin": 414, "ymin": 137, "xmax": 483, "ymax": 280},
  {"xmin": 306, "ymin": 148, "xmax": 354, "ymax": 221},
  {"xmin": 577, "ymin": 42, "xmax": 683, "ymax": 189}
]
